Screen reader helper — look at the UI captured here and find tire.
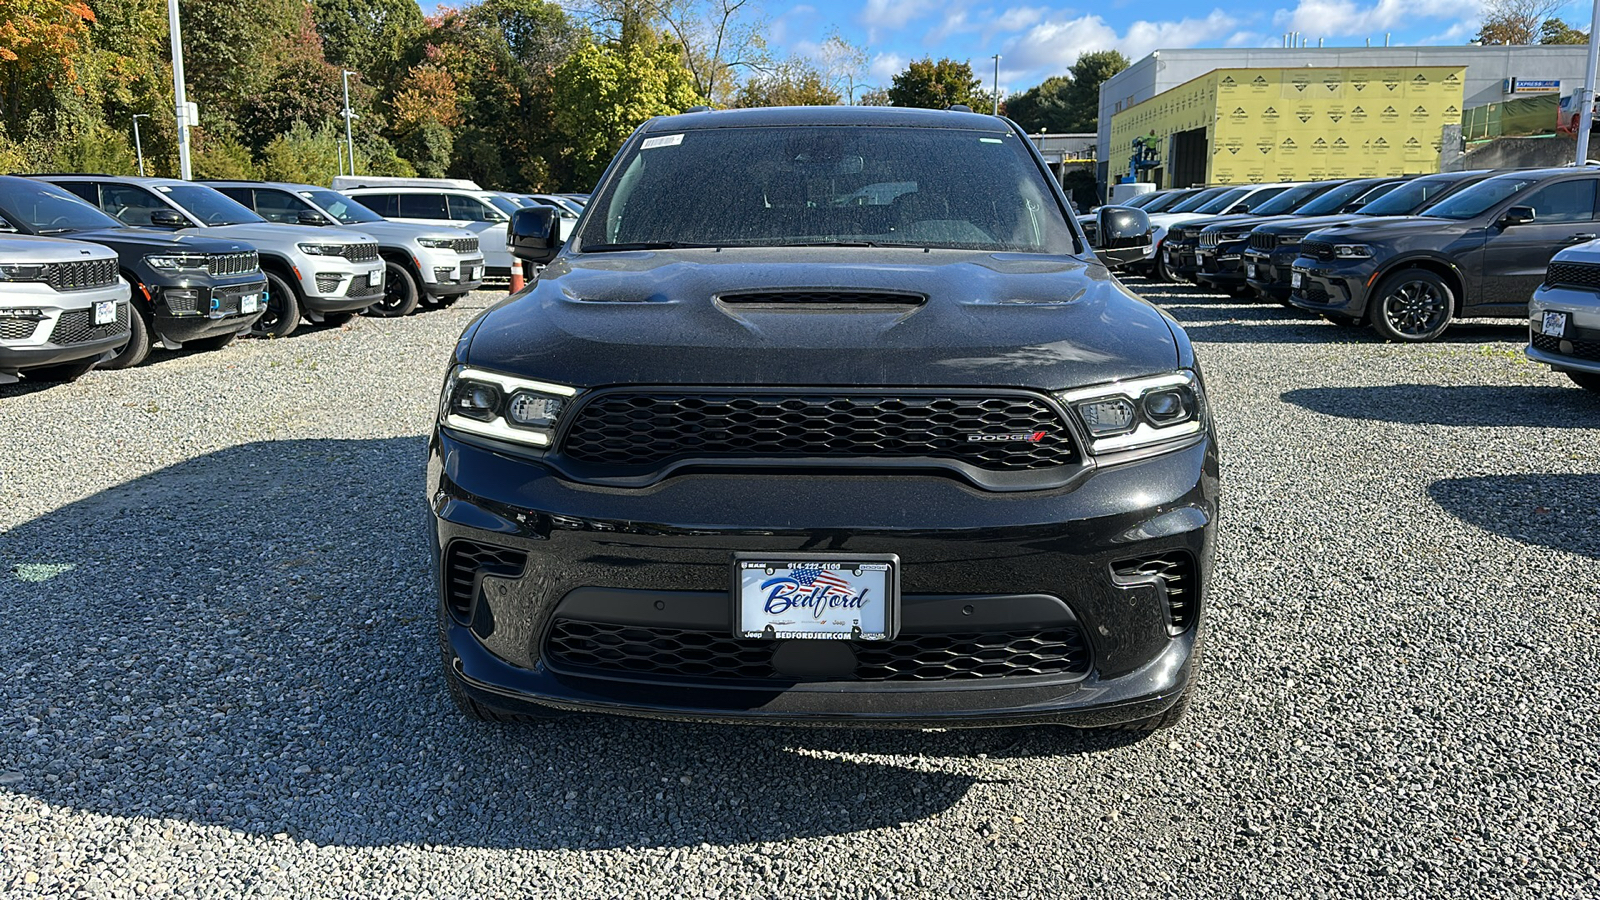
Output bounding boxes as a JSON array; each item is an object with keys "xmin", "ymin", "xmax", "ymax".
[
  {"xmin": 184, "ymin": 331, "xmax": 237, "ymax": 352},
  {"xmin": 1151, "ymin": 250, "xmax": 1175, "ymax": 283},
  {"xmin": 366, "ymin": 260, "xmax": 420, "ymax": 318},
  {"xmin": 1369, "ymin": 268, "xmax": 1455, "ymax": 343},
  {"xmin": 1569, "ymin": 371, "xmax": 1600, "ymax": 393},
  {"xmin": 24, "ymin": 359, "xmax": 97, "ymax": 382},
  {"xmin": 320, "ymin": 311, "xmax": 357, "ymax": 327},
  {"xmin": 251, "ymin": 271, "xmax": 301, "ymax": 339},
  {"xmin": 98, "ymin": 304, "xmax": 152, "ymax": 370}
]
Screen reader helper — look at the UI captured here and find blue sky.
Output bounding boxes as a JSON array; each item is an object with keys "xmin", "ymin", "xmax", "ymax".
[{"xmin": 764, "ymin": 0, "xmax": 1594, "ymax": 95}]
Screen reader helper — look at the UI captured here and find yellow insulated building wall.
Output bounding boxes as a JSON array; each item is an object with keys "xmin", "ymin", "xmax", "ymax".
[{"xmin": 1109, "ymin": 66, "xmax": 1466, "ymax": 187}]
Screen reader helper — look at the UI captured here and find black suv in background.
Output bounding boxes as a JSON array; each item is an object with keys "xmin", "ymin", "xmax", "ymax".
[
  {"xmin": 0, "ymin": 176, "xmax": 266, "ymax": 367},
  {"xmin": 1194, "ymin": 177, "xmax": 1405, "ymax": 294},
  {"xmin": 1164, "ymin": 181, "xmax": 1342, "ymax": 285},
  {"xmin": 431, "ymin": 106, "xmax": 1217, "ymax": 732},
  {"xmin": 1291, "ymin": 167, "xmax": 1600, "ymax": 341},
  {"xmin": 1245, "ymin": 170, "xmax": 1495, "ymax": 303}
]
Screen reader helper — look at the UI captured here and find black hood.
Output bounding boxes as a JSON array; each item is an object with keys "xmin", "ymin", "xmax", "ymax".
[
  {"xmin": 63, "ymin": 227, "xmax": 252, "ymax": 255},
  {"xmin": 1198, "ymin": 213, "xmax": 1293, "ymax": 234},
  {"xmin": 466, "ymin": 248, "xmax": 1180, "ymax": 391},
  {"xmin": 1253, "ymin": 214, "xmax": 1368, "ymax": 237}
]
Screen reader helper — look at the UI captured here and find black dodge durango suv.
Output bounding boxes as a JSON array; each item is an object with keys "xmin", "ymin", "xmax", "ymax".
[{"xmin": 429, "ymin": 107, "xmax": 1218, "ymax": 731}]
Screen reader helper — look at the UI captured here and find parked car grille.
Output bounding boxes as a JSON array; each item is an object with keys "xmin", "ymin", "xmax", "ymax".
[
  {"xmin": 1166, "ymin": 228, "xmax": 1188, "ymax": 243},
  {"xmin": 1298, "ymin": 287, "xmax": 1331, "ymax": 305},
  {"xmin": 0, "ymin": 316, "xmax": 41, "ymax": 340},
  {"xmin": 346, "ymin": 272, "xmax": 384, "ymax": 299},
  {"xmin": 48, "ymin": 303, "xmax": 130, "ymax": 345},
  {"xmin": 545, "ymin": 619, "xmax": 1092, "ymax": 683},
  {"xmin": 46, "ymin": 258, "xmax": 119, "ymax": 292},
  {"xmin": 212, "ymin": 281, "xmax": 265, "ymax": 316},
  {"xmin": 314, "ymin": 274, "xmax": 340, "ymax": 294},
  {"xmin": 206, "ymin": 252, "xmax": 258, "ymax": 277},
  {"xmin": 1545, "ymin": 262, "xmax": 1600, "ymax": 290},
  {"xmin": 560, "ymin": 391, "xmax": 1080, "ymax": 472},
  {"xmin": 1248, "ymin": 233, "xmax": 1277, "ymax": 252},
  {"xmin": 1114, "ymin": 552, "xmax": 1198, "ymax": 632},
  {"xmin": 1300, "ymin": 239, "xmax": 1336, "ymax": 261},
  {"xmin": 1199, "ymin": 232, "xmax": 1219, "ymax": 248},
  {"xmin": 341, "ymin": 242, "xmax": 380, "ymax": 262},
  {"xmin": 1532, "ymin": 331, "xmax": 1600, "ymax": 361},
  {"xmin": 443, "ymin": 540, "xmax": 526, "ymax": 623},
  {"xmin": 451, "ymin": 237, "xmax": 479, "ymax": 254}
]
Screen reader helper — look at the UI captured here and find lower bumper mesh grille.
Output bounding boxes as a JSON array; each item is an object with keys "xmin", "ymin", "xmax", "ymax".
[
  {"xmin": 443, "ymin": 541, "xmax": 527, "ymax": 622},
  {"xmin": 1113, "ymin": 552, "xmax": 1198, "ymax": 632},
  {"xmin": 48, "ymin": 303, "xmax": 130, "ymax": 345},
  {"xmin": 1532, "ymin": 331, "xmax": 1600, "ymax": 362}
]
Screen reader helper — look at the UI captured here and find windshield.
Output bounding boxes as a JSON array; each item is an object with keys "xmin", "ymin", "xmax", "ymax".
[
  {"xmin": 302, "ymin": 189, "xmax": 383, "ymax": 224},
  {"xmin": 0, "ymin": 184, "xmax": 125, "ymax": 234},
  {"xmin": 485, "ymin": 195, "xmax": 521, "ymax": 215},
  {"xmin": 160, "ymin": 184, "xmax": 264, "ymax": 225},
  {"xmin": 1194, "ymin": 188, "xmax": 1250, "ymax": 215},
  {"xmin": 1167, "ymin": 188, "xmax": 1227, "ymax": 214},
  {"xmin": 1422, "ymin": 177, "xmax": 1537, "ymax": 220},
  {"xmin": 576, "ymin": 125, "xmax": 1077, "ymax": 253},
  {"xmin": 1361, "ymin": 177, "xmax": 1467, "ymax": 216},
  {"xmin": 1250, "ymin": 183, "xmax": 1329, "ymax": 216},
  {"xmin": 1143, "ymin": 191, "xmax": 1193, "ymax": 213},
  {"xmin": 1295, "ymin": 181, "xmax": 1375, "ymax": 216}
]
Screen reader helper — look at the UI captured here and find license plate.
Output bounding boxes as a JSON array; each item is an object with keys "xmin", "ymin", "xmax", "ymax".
[
  {"xmin": 1163, "ymin": 250, "xmax": 1173, "ymax": 264},
  {"xmin": 734, "ymin": 556, "xmax": 899, "ymax": 640},
  {"xmin": 240, "ymin": 294, "xmax": 260, "ymax": 314},
  {"xmin": 1541, "ymin": 311, "xmax": 1568, "ymax": 337},
  {"xmin": 464, "ymin": 266, "xmax": 480, "ymax": 280},
  {"xmin": 93, "ymin": 300, "xmax": 116, "ymax": 326},
  {"xmin": 1291, "ymin": 271, "xmax": 1304, "ymax": 289}
]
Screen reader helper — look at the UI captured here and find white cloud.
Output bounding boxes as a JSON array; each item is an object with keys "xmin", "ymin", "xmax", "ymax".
[
  {"xmin": 1272, "ymin": 0, "xmax": 1461, "ymax": 38},
  {"xmin": 861, "ymin": 0, "xmax": 946, "ymax": 41},
  {"xmin": 926, "ymin": 9, "xmax": 973, "ymax": 42},
  {"xmin": 1000, "ymin": 9, "xmax": 1239, "ymax": 79},
  {"xmin": 869, "ymin": 51, "xmax": 908, "ymax": 83}
]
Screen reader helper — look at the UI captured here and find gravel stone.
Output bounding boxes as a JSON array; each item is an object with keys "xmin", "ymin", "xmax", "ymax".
[{"xmin": 0, "ymin": 283, "xmax": 1596, "ymax": 898}]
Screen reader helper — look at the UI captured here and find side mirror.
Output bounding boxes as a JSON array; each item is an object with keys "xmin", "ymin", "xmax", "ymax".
[
  {"xmin": 508, "ymin": 206, "xmax": 561, "ymax": 264},
  {"xmin": 1092, "ymin": 205, "xmax": 1153, "ymax": 268},
  {"xmin": 1233, "ymin": 203, "xmax": 1252, "ymax": 213},
  {"xmin": 298, "ymin": 210, "xmax": 331, "ymax": 226},
  {"xmin": 150, "ymin": 209, "xmax": 188, "ymax": 228},
  {"xmin": 1500, "ymin": 205, "xmax": 1535, "ymax": 227}
]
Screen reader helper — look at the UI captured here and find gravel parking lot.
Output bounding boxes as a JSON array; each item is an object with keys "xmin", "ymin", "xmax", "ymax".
[{"xmin": 1, "ymin": 282, "xmax": 1597, "ymax": 899}]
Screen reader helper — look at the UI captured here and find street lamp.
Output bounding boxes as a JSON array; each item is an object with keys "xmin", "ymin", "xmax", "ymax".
[
  {"xmin": 167, "ymin": 0, "xmax": 193, "ymax": 179},
  {"xmin": 341, "ymin": 70, "xmax": 359, "ymax": 177},
  {"xmin": 1577, "ymin": 0, "xmax": 1600, "ymax": 164},
  {"xmin": 991, "ymin": 54, "xmax": 1001, "ymax": 116},
  {"xmin": 132, "ymin": 114, "xmax": 150, "ymax": 177}
]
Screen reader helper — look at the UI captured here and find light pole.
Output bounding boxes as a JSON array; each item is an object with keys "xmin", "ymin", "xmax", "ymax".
[
  {"xmin": 167, "ymin": 0, "xmax": 193, "ymax": 179},
  {"xmin": 341, "ymin": 70, "xmax": 358, "ymax": 177},
  {"xmin": 985, "ymin": 54, "xmax": 998, "ymax": 115},
  {"xmin": 132, "ymin": 114, "xmax": 150, "ymax": 176},
  {"xmin": 1576, "ymin": 0, "xmax": 1600, "ymax": 164}
]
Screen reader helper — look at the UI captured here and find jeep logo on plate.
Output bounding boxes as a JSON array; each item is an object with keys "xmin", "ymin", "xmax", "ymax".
[{"xmin": 968, "ymin": 431, "xmax": 1045, "ymax": 442}]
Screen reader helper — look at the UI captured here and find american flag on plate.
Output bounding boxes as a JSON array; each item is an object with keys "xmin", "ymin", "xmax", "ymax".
[{"xmin": 790, "ymin": 565, "xmax": 853, "ymax": 591}]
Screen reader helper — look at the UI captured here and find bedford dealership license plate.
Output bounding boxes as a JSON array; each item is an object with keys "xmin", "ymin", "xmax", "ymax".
[
  {"xmin": 92, "ymin": 300, "xmax": 116, "ymax": 326},
  {"xmin": 1291, "ymin": 270, "xmax": 1304, "ymax": 289},
  {"xmin": 734, "ymin": 555, "xmax": 899, "ymax": 640},
  {"xmin": 240, "ymin": 293, "xmax": 260, "ymax": 314},
  {"xmin": 1542, "ymin": 311, "xmax": 1568, "ymax": 337}
]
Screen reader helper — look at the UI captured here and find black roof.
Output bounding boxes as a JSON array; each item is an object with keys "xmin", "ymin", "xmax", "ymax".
[{"xmin": 643, "ymin": 105, "xmax": 1011, "ymax": 133}]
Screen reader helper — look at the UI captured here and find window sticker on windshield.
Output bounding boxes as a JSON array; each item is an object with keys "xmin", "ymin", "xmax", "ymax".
[
  {"xmin": 979, "ymin": 137, "xmax": 1003, "ymax": 144},
  {"xmin": 157, "ymin": 186, "xmax": 172, "ymax": 192},
  {"xmin": 641, "ymin": 134, "xmax": 684, "ymax": 150}
]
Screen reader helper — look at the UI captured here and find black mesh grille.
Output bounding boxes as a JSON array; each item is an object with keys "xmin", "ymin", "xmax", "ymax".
[
  {"xmin": 1301, "ymin": 239, "xmax": 1336, "ymax": 260},
  {"xmin": 1166, "ymin": 228, "xmax": 1188, "ymax": 243},
  {"xmin": 211, "ymin": 282, "xmax": 265, "ymax": 316},
  {"xmin": 443, "ymin": 541, "xmax": 526, "ymax": 622},
  {"xmin": 0, "ymin": 317, "xmax": 41, "ymax": 340},
  {"xmin": 340, "ymin": 243, "xmax": 380, "ymax": 262},
  {"xmin": 545, "ymin": 620, "xmax": 1091, "ymax": 683},
  {"xmin": 46, "ymin": 257, "xmax": 119, "ymax": 291},
  {"xmin": 1249, "ymin": 233, "xmax": 1277, "ymax": 252},
  {"xmin": 48, "ymin": 303, "xmax": 130, "ymax": 345},
  {"xmin": 719, "ymin": 291, "xmax": 924, "ymax": 306},
  {"xmin": 1532, "ymin": 331, "xmax": 1600, "ymax": 361},
  {"xmin": 346, "ymin": 273, "xmax": 383, "ymax": 299},
  {"xmin": 560, "ymin": 392, "xmax": 1079, "ymax": 472},
  {"xmin": 315, "ymin": 274, "xmax": 340, "ymax": 294},
  {"xmin": 1297, "ymin": 287, "xmax": 1331, "ymax": 305},
  {"xmin": 1114, "ymin": 552, "xmax": 1198, "ymax": 631},
  {"xmin": 452, "ymin": 237, "xmax": 479, "ymax": 254},
  {"xmin": 1545, "ymin": 262, "xmax": 1600, "ymax": 290},
  {"xmin": 207, "ymin": 252, "xmax": 258, "ymax": 277}
]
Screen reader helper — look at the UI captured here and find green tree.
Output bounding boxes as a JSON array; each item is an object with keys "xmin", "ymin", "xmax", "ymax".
[
  {"xmin": 886, "ymin": 57, "xmax": 984, "ymax": 110},
  {"xmin": 1061, "ymin": 50, "xmax": 1127, "ymax": 132},
  {"xmin": 552, "ymin": 37, "xmax": 701, "ymax": 186},
  {"xmin": 1475, "ymin": 0, "xmax": 1561, "ymax": 43},
  {"xmin": 312, "ymin": 0, "xmax": 423, "ymax": 87},
  {"xmin": 238, "ymin": 4, "xmax": 347, "ymax": 153},
  {"xmin": 1539, "ymin": 17, "xmax": 1588, "ymax": 43},
  {"xmin": 1004, "ymin": 75, "xmax": 1074, "ymax": 133},
  {"xmin": 733, "ymin": 58, "xmax": 840, "ymax": 107},
  {"xmin": 259, "ymin": 122, "xmax": 342, "ymax": 183}
]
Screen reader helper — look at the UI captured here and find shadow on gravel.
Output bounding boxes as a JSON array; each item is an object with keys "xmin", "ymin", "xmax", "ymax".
[
  {"xmin": 1428, "ymin": 474, "xmax": 1600, "ymax": 561},
  {"xmin": 1281, "ymin": 384, "xmax": 1600, "ymax": 427},
  {"xmin": 0, "ymin": 438, "xmax": 1133, "ymax": 851}
]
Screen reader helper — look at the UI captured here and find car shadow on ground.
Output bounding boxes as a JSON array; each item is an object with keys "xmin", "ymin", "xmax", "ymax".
[
  {"xmin": 1429, "ymin": 474, "xmax": 1600, "ymax": 561},
  {"xmin": 1281, "ymin": 384, "xmax": 1600, "ymax": 427},
  {"xmin": 0, "ymin": 437, "xmax": 1136, "ymax": 851}
]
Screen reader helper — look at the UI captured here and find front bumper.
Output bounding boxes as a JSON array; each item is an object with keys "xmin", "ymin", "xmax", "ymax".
[
  {"xmin": 1288, "ymin": 258, "xmax": 1377, "ymax": 319},
  {"xmin": 299, "ymin": 260, "xmax": 386, "ymax": 313},
  {"xmin": 421, "ymin": 255, "xmax": 487, "ymax": 298},
  {"xmin": 1164, "ymin": 243, "xmax": 1201, "ymax": 281},
  {"xmin": 1528, "ymin": 287, "xmax": 1600, "ymax": 375},
  {"xmin": 1243, "ymin": 248, "xmax": 1299, "ymax": 299},
  {"xmin": 0, "ymin": 283, "xmax": 132, "ymax": 373},
  {"xmin": 429, "ymin": 431, "xmax": 1219, "ymax": 728},
  {"xmin": 1196, "ymin": 243, "xmax": 1247, "ymax": 287},
  {"xmin": 150, "ymin": 274, "xmax": 268, "ymax": 344}
]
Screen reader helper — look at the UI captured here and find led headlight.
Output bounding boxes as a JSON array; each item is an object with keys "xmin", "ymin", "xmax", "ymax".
[
  {"xmin": 0, "ymin": 263, "xmax": 50, "ymax": 282},
  {"xmin": 438, "ymin": 365, "xmax": 576, "ymax": 448},
  {"xmin": 417, "ymin": 238, "xmax": 456, "ymax": 249},
  {"xmin": 297, "ymin": 243, "xmax": 347, "ymax": 256},
  {"xmin": 1058, "ymin": 371, "xmax": 1206, "ymax": 456},
  {"xmin": 145, "ymin": 253, "xmax": 209, "ymax": 271},
  {"xmin": 1332, "ymin": 244, "xmax": 1373, "ymax": 259}
]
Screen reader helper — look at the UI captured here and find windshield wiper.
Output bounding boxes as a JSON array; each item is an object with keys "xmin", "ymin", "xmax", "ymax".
[
  {"xmin": 582, "ymin": 241, "xmax": 717, "ymax": 251},
  {"xmin": 36, "ymin": 227, "xmax": 79, "ymax": 235}
]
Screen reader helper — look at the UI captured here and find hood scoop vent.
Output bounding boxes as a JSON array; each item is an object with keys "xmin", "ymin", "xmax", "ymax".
[{"xmin": 717, "ymin": 290, "xmax": 926, "ymax": 310}]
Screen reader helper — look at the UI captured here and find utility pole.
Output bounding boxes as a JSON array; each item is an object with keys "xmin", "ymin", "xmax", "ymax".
[
  {"xmin": 167, "ymin": 0, "xmax": 192, "ymax": 179},
  {"xmin": 342, "ymin": 70, "xmax": 359, "ymax": 177},
  {"xmin": 1577, "ymin": 0, "xmax": 1600, "ymax": 164},
  {"xmin": 985, "ymin": 54, "xmax": 998, "ymax": 115},
  {"xmin": 132, "ymin": 114, "xmax": 150, "ymax": 177}
]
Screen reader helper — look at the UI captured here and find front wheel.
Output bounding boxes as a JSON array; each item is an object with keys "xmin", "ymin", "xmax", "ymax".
[
  {"xmin": 366, "ymin": 260, "xmax": 420, "ymax": 318},
  {"xmin": 1569, "ymin": 371, "xmax": 1600, "ymax": 393},
  {"xmin": 98, "ymin": 304, "xmax": 151, "ymax": 369},
  {"xmin": 1151, "ymin": 249, "xmax": 1174, "ymax": 283},
  {"xmin": 251, "ymin": 271, "xmax": 301, "ymax": 339},
  {"xmin": 1370, "ymin": 269, "xmax": 1455, "ymax": 342}
]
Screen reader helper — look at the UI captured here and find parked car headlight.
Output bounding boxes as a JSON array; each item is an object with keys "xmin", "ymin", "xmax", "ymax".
[
  {"xmin": 438, "ymin": 365, "xmax": 577, "ymax": 448},
  {"xmin": 297, "ymin": 242, "xmax": 347, "ymax": 256},
  {"xmin": 145, "ymin": 253, "xmax": 208, "ymax": 271},
  {"xmin": 1058, "ymin": 371, "xmax": 1206, "ymax": 455},
  {"xmin": 1332, "ymin": 244, "xmax": 1373, "ymax": 259},
  {"xmin": 0, "ymin": 263, "xmax": 49, "ymax": 282},
  {"xmin": 417, "ymin": 238, "xmax": 457, "ymax": 249}
]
